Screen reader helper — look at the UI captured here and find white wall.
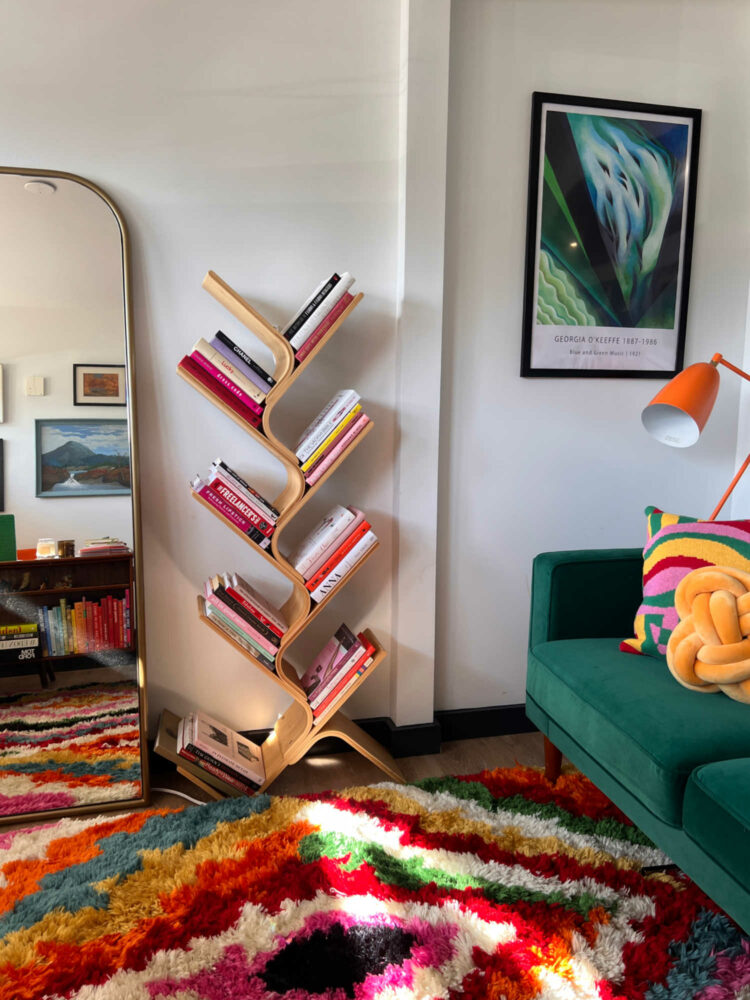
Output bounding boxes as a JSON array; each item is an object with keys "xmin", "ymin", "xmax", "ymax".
[
  {"xmin": 436, "ymin": 0, "xmax": 750, "ymax": 710},
  {"xmin": 0, "ymin": 0, "xmax": 403, "ymax": 732}
]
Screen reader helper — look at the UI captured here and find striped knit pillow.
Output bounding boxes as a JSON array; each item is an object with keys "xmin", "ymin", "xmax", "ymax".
[{"xmin": 621, "ymin": 506, "xmax": 750, "ymax": 660}]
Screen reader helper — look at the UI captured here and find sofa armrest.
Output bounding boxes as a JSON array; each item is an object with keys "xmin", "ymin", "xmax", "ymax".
[{"xmin": 529, "ymin": 548, "xmax": 643, "ymax": 648}]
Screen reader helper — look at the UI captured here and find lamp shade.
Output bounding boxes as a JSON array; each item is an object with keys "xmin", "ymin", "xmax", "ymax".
[{"xmin": 641, "ymin": 362, "xmax": 720, "ymax": 447}]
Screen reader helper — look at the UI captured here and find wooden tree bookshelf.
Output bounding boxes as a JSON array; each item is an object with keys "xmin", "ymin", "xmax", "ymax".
[{"xmin": 160, "ymin": 271, "xmax": 404, "ymax": 797}]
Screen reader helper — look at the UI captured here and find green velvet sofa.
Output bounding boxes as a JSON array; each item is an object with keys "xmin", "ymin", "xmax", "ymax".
[{"xmin": 526, "ymin": 548, "xmax": 750, "ymax": 933}]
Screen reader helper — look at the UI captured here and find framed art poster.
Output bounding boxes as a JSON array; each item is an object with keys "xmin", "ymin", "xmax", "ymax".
[
  {"xmin": 73, "ymin": 363, "xmax": 127, "ymax": 405},
  {"xmin": 35, "ymin": 419, "xmax": 131, "ymax": 497},
  {"xmin": 521, "ymin": 92, "xmax": 701, "ymax": 378}
]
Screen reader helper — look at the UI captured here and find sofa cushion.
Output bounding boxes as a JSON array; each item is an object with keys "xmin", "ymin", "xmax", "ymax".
[
  {"xmin": 528, "ymin": 637, "xmax": 750, "ymax": 825},
  {"xmin": 683, "ymin": 760, "xmax": 750, "ymax": 889}
]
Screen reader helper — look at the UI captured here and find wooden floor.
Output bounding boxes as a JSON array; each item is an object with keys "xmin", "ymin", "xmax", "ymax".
[{"xmin": 149, "ymin": 731, "xmax": 548, "ymax": 808}]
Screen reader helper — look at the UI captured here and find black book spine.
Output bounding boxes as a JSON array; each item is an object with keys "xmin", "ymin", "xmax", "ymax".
[
  {"xmin": 283, "ymin": 274, "xmax": 340, "ymax": 342},
  {"xmin": 184, "ymin": 741, "xmax": 260, "ymax": 790},
  {"xmin": 215, "ymin": 331, "xmax": 276, "ymax": 388},
  {"xmin": 214, "ymin": 585, "xmax": 281, "ymax": 647},
  {"xmin": 216, "ymin": 461, "xmax": 280, "ymax": 519},
  {"xmin": 245, "ymin": 524, "xmax": 272, "ymax": 548}
]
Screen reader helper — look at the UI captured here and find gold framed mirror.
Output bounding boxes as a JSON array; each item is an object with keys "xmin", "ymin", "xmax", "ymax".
[{"xmin": 0, "ymin": 167, "xmax": 149, "ymax": 824}]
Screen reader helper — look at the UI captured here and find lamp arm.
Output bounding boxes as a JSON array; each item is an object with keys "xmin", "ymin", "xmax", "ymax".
[{"xmin": 712, "ymin": 353, "xmax": 750, "ymax": 383}]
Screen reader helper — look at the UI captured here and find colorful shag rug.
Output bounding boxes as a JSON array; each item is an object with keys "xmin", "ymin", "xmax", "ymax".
[
  {"xmin": 1, "ymin": 766, "xmax": 749, "ymax": 999},
  {"xmin": 0, "ymin": 680, "xmax": 142, "ymax": 816}
]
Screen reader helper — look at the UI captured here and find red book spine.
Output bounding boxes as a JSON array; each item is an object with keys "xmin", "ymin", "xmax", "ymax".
[
  {"xmin": 193, "ymin": 482, "xmax": 258, "ymax": 535},
  {"xmin": 189, "ymin": 351, "xmax": 264, "ymax": 416},
  {"xmin": 305, "ymin": 522, "xmax": 371, "ymax": 593},
  {"xmin": 224, "ymin": 586, "xmax": 285, "ymax": 639},
  {"xmin": 207, "ymin": 478, "xmax": 274, "ymax": 536},
  {"xmin": 295, "ymin": 292, "xmax": 354, "ymax": 362},
  {"xmin": 313, "ymin": 644, "xmax": 376, "ymax": 717},
  {"xmin": 107, "ymin": 596, "xmax": 115, "ymax": 648},
  {"xmin": 179, "ymin": 356, "xmax": 262, "ymax": 429}
]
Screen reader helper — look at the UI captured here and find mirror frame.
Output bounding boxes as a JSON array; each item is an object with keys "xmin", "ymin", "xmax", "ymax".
[{"xmin": 0, "ymin": 166, "xmax": 150, "ymax": 824}]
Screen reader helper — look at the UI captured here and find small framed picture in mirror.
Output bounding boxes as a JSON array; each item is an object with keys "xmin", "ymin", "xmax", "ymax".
[{"xmin": 73, "ymin": 364, "xmax": 127, "ymax": 406}]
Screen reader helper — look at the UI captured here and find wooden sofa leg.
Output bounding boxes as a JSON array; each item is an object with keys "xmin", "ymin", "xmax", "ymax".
[{"xmin": 544, "ymin": 737, "xmax": 562, "ymax": 783}]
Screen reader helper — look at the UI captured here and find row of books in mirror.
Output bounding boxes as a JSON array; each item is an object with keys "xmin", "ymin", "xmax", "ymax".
[{"xmin": 177, "ymin": 271, "xmax": 357, "ymax": 430}]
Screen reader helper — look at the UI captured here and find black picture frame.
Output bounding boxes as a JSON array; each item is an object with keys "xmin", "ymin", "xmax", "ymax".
[
  {"xmin": 73, "ymin": 363, "xmax": 127, "ymax": 405},
  {"xmin": 521, "ymin": 92, "xmax": 701, "ymax": 378}
]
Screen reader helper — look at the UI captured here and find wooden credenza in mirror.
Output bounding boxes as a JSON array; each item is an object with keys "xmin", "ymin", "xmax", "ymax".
[{"xmin": 0, "ymin": 168, "xmax": 149, "ymax": 824}]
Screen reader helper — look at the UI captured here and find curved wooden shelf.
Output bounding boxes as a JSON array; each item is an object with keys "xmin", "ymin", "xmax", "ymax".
[{"xmin": 165, "ymin": 271, "xmax": 404, "ymax": 797}]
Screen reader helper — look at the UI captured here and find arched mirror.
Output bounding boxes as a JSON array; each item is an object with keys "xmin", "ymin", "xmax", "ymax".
[{"xmin": 0, "ymin": 168, "xmax": 148, "ymax": 823}]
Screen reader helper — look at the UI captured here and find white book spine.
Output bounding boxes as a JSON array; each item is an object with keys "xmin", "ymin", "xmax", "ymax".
[
  {"xmin": 288, "ymin": 274, "xmax": 355, "ymax": 350},
  {"xmin": 310, "ymin": 531, "xmax": 378, "ymax": 602},
  {"xmin": 304, "ymin": 508, "xmax": 365, "ymax": 580},
  {"xmin": 290, "ymin": 506, "xmax": 354, "ymax": 574},
  {"xmin": 295, "ymin": 389, "xmax": 360, "ymax": 462},
  {"xmin": 192, "ymin": 339, "xmax": 266, "ymax": 404}
]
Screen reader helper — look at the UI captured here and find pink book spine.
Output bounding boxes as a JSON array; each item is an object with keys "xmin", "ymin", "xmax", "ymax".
[
  {"xmin": 304, "ymin": 508, "xmax": 367, "ymax": 580},
  {"xmin": 190, "ymin": 351, "xmax": 264, "ymax": 416},
  {"xmin": 305, "ymin": 414, "xmax": 371, "ymax": 486},
  {"xmin": 295, "ymin": 293, "xmax": 354, "ymax": 362},
  {"xmin": 204, "ymin": 587, "xmax": 278, "ymax": 657},
  {"xmin": 194, "ymin": 482, "xmax": 256, "ymax": 535}
]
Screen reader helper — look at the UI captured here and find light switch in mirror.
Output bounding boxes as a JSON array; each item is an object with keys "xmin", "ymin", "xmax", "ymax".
[{"xmin": 0, "ymin": 168, "xmax": 148, "ymax": 824}]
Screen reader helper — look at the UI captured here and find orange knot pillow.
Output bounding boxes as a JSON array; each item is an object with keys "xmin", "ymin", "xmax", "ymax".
[{"xmin": 667, "ymin": 566, "xmax": 750, "ymax": 703}]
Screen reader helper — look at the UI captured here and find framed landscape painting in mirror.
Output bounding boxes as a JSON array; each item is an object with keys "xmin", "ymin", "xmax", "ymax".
[{"xmin": 0, "ymin": 168, "xmax": 148, "ymax": 825}]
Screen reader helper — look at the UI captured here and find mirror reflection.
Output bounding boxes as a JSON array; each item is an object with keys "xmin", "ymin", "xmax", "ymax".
[{"xmin": 0, "ymin": 171, "xmax": 146, "ymax": 821}]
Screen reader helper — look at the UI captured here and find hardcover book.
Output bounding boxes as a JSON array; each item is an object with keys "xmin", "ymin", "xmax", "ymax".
[
  {"xmin": 190, "ymin": 350, "xmax": 264, "ymax": 415},
  {"xmin": 295, "ymin": 292, "xmax": 354, "ymax": 362},
  {"xmin": 289, "ymin": 505, "xmax": 355, "ymax": 576},
  {"xmin": 287, "ymin": 274, "xmax": 355, "ymax": 350},
  {"xmin": 191, "ymin": 338, "xmax": 266, "ymax": 405},
  {"xmin": 308, "ymin": 634, "xmax": 373, "ymax": 709},
  {"xmin": 305, "ymin": 414, "xmax": 371, "ymax": 486},
  {"xmin": 304, "ymin": 507, "xmax": 366, "ymax": 580},
  {"xmin": 299, "ymin": 623, "xmax": 359, "ymax": 703},
  {"xmin": 215, "ymin": 331, "xmax": 275, "ymax": 388},
  {"xmin": 178, "ymin": 356, "xmax": 262, "ymax": 428},
  {"xmin": 304, "ymin": 521, "xmax": 371, "ymax": 592},
  {"xmin": 210, "ymin": 333, "xmax": 272, "ymax": 394},
  {"xmin": 227, "ymin": 572, "xmax": 287, "ymax": 636},
  {"xmin": 179, "ymin": 715, "xmax": 261, "ymax": 791},
  {"xmin": 294, "ymin": 388, "xmax": 360, "ymax": 462},
  {"xmin": 309, "ymin": 530, "xmax": 378, "ymax": 603},
  {"xmin": 281, "ymin": 273, "xmax": 340, "ymax": 342},
  {"xmin": 203, "ymin": 583, "xmax": 279, "ymax": 657},
  {"xmin": 312, "ymin": 656, "xmax": 374, "ymax": 723},
  {"xmin": 211, "ymin": 459, "xmax": 280, "ymax": 520},
  {"xmin": 191, "ymin": 710, "xmax": 265, "ymax": 785},
  {"xmin": 300, "ymin": 404, "xmax": 362, "ymax": 473}
]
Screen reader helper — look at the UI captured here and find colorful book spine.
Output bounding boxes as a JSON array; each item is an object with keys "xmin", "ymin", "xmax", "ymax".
[
  {"xmin": 290, "ymin": 505, "xmax": 356, "ymax": 577},
  {"xmin": 204, "ymin": 585, "xmax": 278, "ymax": 658},
  {"xmin": 177, "ymin": 718, "xmax": 256, "ymax": 794},
  {"xmin": 294, "ymin": 388, "xmax": 360, "ymax": 462},
  {"xmin": 304, "ymin": 508, "xmax": 366, "ymax": 580},
  {"xmin": 178, "ymin": 356, "xmax": 262, "ymax": 428},
  {"xmin": 190, "ymin": 351, "xmax": 264, "ymax": 415},
  {"xmin": 211, "ymin": 460, "xmax": 280, "ymax": 520},
  {"xmin": 305, "ymin": 522, "xmax": 371, "ymax": 593},
  {"xmin": 295, "ymin": 292, "xmax": 354, "ymax": 362},
  {"xmin": 192, "ymin": 338, "xmax": 267, "ymax": 404},
  {"xmin": 309, "ymin": 530, "xmax": 378, "ymax": 603},
  {"xmin": 180, "ymin": 716, "xmax": 260, "ymax": 790},
  {"xmin": 288, "ymin": 274, "xmax": 355, "ymax": 350},
  {"xmin": 210, "ymin": 579, "xmax": 281, "ymax": 647},
  {"xmin": 207, "ymin": 477, "xmax": 275, "ymax": 536},
  {"xmin": 282, "ymin": 273, "xmax": 341, "ymax": 341},
  {"xmin": 305, "ymin": 414, "xmax": 371, "ymax": 486},
  {"xmin": 215, "ymin": 331, "xmax": 275, "ymax": 388},
  {"xmin": 226, "ymin": 574, "xmax": 287, "ymax": 637},
  {"xmin": 309, "ymin": 639, "xmax": 372, "ymax": 709},
  {"xmin": 204, "ymin": 604, "xmax": 275, "ymax": 669},
  {"xmin": 209, "ymin": 335, "xmax": 271, "ymax": 395},
  {"xmin": 300, "ymin": 405, "xmax": 362, "ymax": 473},
  {"xmin": 313, "ymin": 657, "xmax": 374, "ymax": 722},
  {"xmin": 191, "ymin": 478, "xmax": 272, "ymax": 548}
]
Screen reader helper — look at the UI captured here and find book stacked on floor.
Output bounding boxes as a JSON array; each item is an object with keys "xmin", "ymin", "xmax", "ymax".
[
  {"xmin": 203, "ymin": 572, "xmax": 286, "ymax": 670},
  {"xmin": 283, "ymin": 272, "xmax": 356, "ymax": 363},
  {"xmin": 289, "ymin": 504, "xmax": 377, "ymax": 603},
  {"xmin": 300, "ymin": 624, "xmax": 376, "ymax": 724},
  {"xmin": 177, "ymin": 710, "xmax": 265, "ymax": 794},
  {"xmin": 0, "ymin": 623, "xmax": 39, "ymax": 662},
  {"xmin": 191, "ymin": 458, "xmax": 279, "ymax": 550},
  {"xmin": 37, "ymin": 592, "xmax": 132, "ymax": 656},
  {"xmin": 295, "ymin": 389, "xmax": 371, "ymax": 486},
  {"xmin": 78, "ymin": 537, "xmax": 130, "ymax": 556},
  {"xmin": 178, "ymin": 331, "xmax": 275, "ymax": 429}
]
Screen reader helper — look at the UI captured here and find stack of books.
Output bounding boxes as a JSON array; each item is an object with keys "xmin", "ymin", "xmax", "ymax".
[
  {"xmin": 203, "ymin": 572, "xmax": 286, "ymax": 670},
  {"xmin": 191, "ymin": 458, "xmax": 279, "ymax": 549},
  {"xmin": 177, "ymin": 710, "xmax": 265, "ymax": 794},
  {"xmin": 300, "ymin": 624, "xmax": 376, "ymax": 723},
  {"xmin": 78, "ymin": 537, "xmax": 130, "ymax": 557},
  {"xmin": 37, "ymin": 592, "xmax": 132, "ymax": 656},
  {"xmin": 295, "ymin": 389, "xmax": 371, "ymax": 486},
  {"xmin": 178, "ymin": 332, "xmax": 275, "ymax": 429},
  {"xmin": 282, "ymin": 272, "xmax": 356, "ymax": 362},
  {"xmin": 0, "ymin": 623, "xmax": 39, "ymax": 662},
  {"xmin": 289, "ymin": 505, "xmax": 377, "ymax": 603}
]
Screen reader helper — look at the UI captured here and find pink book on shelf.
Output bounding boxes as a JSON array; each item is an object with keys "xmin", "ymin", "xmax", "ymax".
[
  {"xmin": 178, "ymin": 357, "xmax": 262, "ymax": 429},
  {"xmin": 190, "ymin": 351, "xmax": 264, "ymax": 416},
  {"xmin": 295, "ymin": 292, "xmax": 354, "ymax": 362},
  {"xmin": 191, "ymin": 479, "xmax": 270, "ymax": 548},
  {"xmin": 203, "ymin": 584, "xmax": 279, "ymax": 657},
  {"xmin": 305, "ymin": 413, "xmax": 371, "ymax": 486}
]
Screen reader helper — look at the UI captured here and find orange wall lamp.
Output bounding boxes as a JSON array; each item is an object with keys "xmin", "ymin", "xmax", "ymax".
[{"xmin": 642, "ymin": 353, "xmax": 750, "ymax": 522}]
